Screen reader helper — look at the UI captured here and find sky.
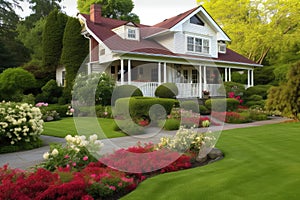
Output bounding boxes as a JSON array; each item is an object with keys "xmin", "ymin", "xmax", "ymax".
[{"xmin": 17, "ymin": 0, "xmax": 198, "ymax": 25}]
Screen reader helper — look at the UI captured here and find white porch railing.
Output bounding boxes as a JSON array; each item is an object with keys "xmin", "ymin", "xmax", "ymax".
[{"xmin": 117, "ymin": 82, "xmax": 223, "ymax": 98}]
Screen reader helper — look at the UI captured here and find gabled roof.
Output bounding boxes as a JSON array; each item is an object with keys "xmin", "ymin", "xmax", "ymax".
[
  {"xmin": 78, "ymin": 7, "xmax": 261, "ymax": 67},
  {"xmin": 154, "ymin": 6, "xmax": 199, "ymax": 29}
]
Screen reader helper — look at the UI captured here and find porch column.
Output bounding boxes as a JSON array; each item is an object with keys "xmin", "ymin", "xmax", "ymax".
[
  {"xmin": 87, "ymin": 63, "xmax": 92, "ymax": 75},
  {"xmin": 247, "ymin": 70, "xmax": 251, "ymax": 88},
  {"xmin": 158, "ymin": 62, "xmax": 161, "ymax": 84},
  {"xmin": 199, "ymin": 65, "xmax": 202, "ymax": 98},
  {"xmin": 251, "ymin": 69, "xmax": 254, "ymax": 87},
  {"xmin": 203, "ymin": 65, "xmax": 207, "ymax": 90},
  {"xmin": 228, "ymin": 68, "xmax": 232, "ymax": 82},
  {"xmin": 128, "ymin": 60, "xmax": 131, "ymax": 84},
  {"xmin": 163, "ymin": 62, "xmax": 167, "ymax": 83},
  {"xmin": 121, "ymin": 59, "xmax": 124, "ymax": 85},
  {"xmin": 225, "ymin": 67, "xmax": 228, "ymax": 82}
]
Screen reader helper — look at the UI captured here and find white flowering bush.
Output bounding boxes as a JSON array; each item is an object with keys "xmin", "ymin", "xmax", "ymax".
[
  {"xmin": 0, "ymin": 101, "xmax": 43, "ymax": 146},
  {"xmin": 157, "ymin": 127, "xmax": 205, "ymax": 153},
  {"xmin": 40, "ymin": 134, "xmax": 104, "ymax": 171}
]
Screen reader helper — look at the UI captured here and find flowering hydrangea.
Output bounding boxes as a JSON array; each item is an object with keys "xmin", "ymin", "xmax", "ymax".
[
  {"xmin": 40, "ymin": 134, "xmax": 104, "ymax": 171},
  {"xmin": 157, "ymin": 127, "xmax": 205, "ymax": 153},
  {"xmin": 0, "ymin": 101, "xmax": 43, "ymax": 145}
]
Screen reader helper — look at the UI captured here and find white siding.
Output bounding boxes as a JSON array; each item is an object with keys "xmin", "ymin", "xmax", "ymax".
[
  {"xmin": 56, "ymin": 66, "xmax": 65, "ymax": 86},
  {"xmin": 153, "ymin": 33, "xmax": 175, "ymax": 52}
]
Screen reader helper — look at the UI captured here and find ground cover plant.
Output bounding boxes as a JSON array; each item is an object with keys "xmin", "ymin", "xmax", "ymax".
[{"xmin": 122, "ymin": 122, "xmax": 300, "ymax": 200}]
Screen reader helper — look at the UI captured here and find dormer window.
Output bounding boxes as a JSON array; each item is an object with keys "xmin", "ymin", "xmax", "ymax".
[
  {"xmin": 190, "ymin": 15, "xmax": 204, "ymax": 26},
  {"xmin": 218, "ymin": 41, "xmax": 227, "ymax": 54},
  {"xmin": 127, "ymin": 29, "xmax": 136, "ymax": 39}
]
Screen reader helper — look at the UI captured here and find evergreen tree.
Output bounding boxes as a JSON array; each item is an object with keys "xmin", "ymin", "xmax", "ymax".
[
  {"xmin": 61, "ymin": 17, "xmax": 89, "ymax": 101},
  {"xmin": 42, "ymin": 9, "xmax": 67, "ymax": 79}
]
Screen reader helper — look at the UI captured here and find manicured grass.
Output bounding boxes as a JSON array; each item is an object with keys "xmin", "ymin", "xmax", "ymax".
[
  {"xmin": 42, "ymin": 117, "xmax": 126, "ymax": 139},
  {"xmin": 122, "ymin": 122, "xmax": 300, "ymax": 200}
]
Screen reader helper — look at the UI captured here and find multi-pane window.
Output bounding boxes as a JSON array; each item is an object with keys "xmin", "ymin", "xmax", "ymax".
[
  {"xmin": 187, "ymin": 36, "xmax": 210, "ymax": 54},
  {"xmin": 127, "ymin": 29, "xmax": 136, "ymax": 39}
]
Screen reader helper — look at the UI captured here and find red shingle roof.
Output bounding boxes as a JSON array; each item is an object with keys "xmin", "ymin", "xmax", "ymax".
[
  {"xmin": 80, "ymin": 9, "xmax": 260, "ymax": 67},
  {"xmin": 153, "ymin": 6, "xmax": 199, "ymax": 29}
]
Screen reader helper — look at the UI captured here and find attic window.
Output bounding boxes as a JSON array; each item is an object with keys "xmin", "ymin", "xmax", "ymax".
[
  {"xmin": 218, "ymin": 41, "xmax": 227, "ymax": 54},
  {"xmin": 190, "ymin": 15, "xmax": 204, "ymax": 26},
  {"xmin": 127, "ymin": 29, "xmax": 136, "ymax": 39}
]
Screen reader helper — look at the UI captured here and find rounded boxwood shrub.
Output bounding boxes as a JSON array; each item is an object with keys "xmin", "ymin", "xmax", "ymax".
[
  {"xmin": 111, "ymin": 85, "xmax": 143, "ymax": 105},
  {"xmin": 181, "ymin": 101, "xmax": 199, "ymax": 113},
  {"xmin": 199, "ymin": 105, "xmax": 210, "ymax": 115},
  {"xmin": 0, "ymin": 102, "xmax": 43, "ymax": 149},
  {"xmin": 115, "ymin": 97, "xmax": 176, "ymax": 121},
  {"xmin": 155, "ymin": 83, "xmax": 178, "ymax": 98},
  {"xmin": 205, "ymin": 98, "xmax": 240, "ymax": 112},
  {"xmin": 163, "ymin": 119, "xmax": 180, "ymax": 130}
]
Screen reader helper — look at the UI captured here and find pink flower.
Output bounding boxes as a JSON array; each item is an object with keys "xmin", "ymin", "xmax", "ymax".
[
  {"xmin": 104, "ymin": 112, "xmax": 108, "ymax": 115},
  {"xmin": 90, "ymin": 174, "xmax": 96, "ymax": 178},
  {"xmin": 64, "ymin": 155, "xmax": 70, "ymax": 159},
  {"xmin": 83, "ymin": 156, "xmax": 88, "ymax": 161},
  {"xmin": 109, "ymin": 186, "xmax": 116, "ymax": 191},
  {"xmin": 70, "ymin": 108, "xmax": 75, "ymax": 113},
  {"xmin": 72, "ymin": 162, "xmax": 76, "ymax": 167}
]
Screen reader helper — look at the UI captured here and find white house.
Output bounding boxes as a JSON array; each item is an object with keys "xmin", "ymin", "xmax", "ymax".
[{"xmin": 57, "ymin": 4, "xmax": 262, "ymax": 98}]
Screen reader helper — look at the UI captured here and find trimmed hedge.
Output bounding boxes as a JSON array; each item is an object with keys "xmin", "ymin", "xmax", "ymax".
[
  {"xmin": 205, "ymin": 98, "xmax": 240, "ymax": 112},
  {"xmin": 115, "ymin": 97, "xmax": 176, "ymax": 121},
  {"xmin": 199, "ymin": 105, "xmax": 210, "ymax": 115},
  {"xmin": 39, "ymin": 104, "xmax": 69, "ymax": 118},
  {"xmin": 155, "ymin": 83, "xmax": 178, "ymax": 98},
  {"xmin": 111, "ymin": 85, "xmax": 143, "ymax": 105}
]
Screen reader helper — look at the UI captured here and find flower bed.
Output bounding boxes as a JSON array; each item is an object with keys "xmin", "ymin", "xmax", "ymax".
[
  {"xmin": 0, "ymin": 127, "xmax": 222, "ymax": 199},
  {"xmin": 0, "ymin": 102, "xmax": 44, "ymax": 153}
]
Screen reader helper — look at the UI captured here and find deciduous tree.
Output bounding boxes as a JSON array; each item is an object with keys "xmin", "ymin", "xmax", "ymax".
[{"xmin": 77, "ymin": 0, "xmax": 140, "ymax": 23}]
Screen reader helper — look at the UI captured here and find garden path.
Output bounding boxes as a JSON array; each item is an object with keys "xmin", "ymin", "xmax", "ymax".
[{"xmin": 0, "ymin": 117, "xmax": 290, "ymax": 170}]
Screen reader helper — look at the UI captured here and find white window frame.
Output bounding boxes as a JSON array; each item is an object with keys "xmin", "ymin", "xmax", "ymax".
[
  {"xmin": 127, "ymin": 28, "xmax": 136, "ymax": 39},
  {"xmin": 186, "ymin": 35, "xmax": 210, "ymax": 54},
  {"xmin": 218, "ymin": 43, "xmax": 227, "ymax": 54}
]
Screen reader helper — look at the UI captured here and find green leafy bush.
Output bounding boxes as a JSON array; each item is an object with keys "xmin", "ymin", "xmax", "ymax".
[
  {"xmin": 163, "ymin": 119, "xmax": 180, "ymax": 130},
  {"xmin": 181, "ymin": 101, "xmax": 199, "ymax": 113},
  {"xmin": 205, "ymin": 98, "xmax": 239, "ymax": 112},
  {"xmin": 244, "ymin": 85, "xmax": 272, "ymax": 100},
  {"xmin": 221, "ymin": 81, "xmax": 246, "ymax": 97},
  {"xmin": 39, "ymin": 104, "xmax": 69, "ymax": 118},
  {"xmin": 0, "ymin": 102, "xmax": 43, "ymax": 147},
  {"xmin": 21, "ymin": 94, "xmax": 36, "ymax": 105},
  {"xmin": 111, "ymin": 85, "xmax": 143, "ymax": 106},
  {"xmin": 0, "ymin": 67, "xmax": 37, "ymax": 101},
  {"xmin": 36, "ymin": 79, "xmax": 63, "ymax": 104},
  {"xmin": 199, "ymin": 105, "xmax": 210, "ymax": 115},
  {"xmin": 155, "ymin": 83, "xmax": 178, "ymax": 98},
  {"xmin": 244, "ymin": 95, "xmax": 265, "ymax": 108},
  {"xmin": 115, "ymin": 97, "xmax": 176, "ymax": 121},
  {"xmin": 113, "ymin": 119, "xmax": 145, "ymax": 135}
]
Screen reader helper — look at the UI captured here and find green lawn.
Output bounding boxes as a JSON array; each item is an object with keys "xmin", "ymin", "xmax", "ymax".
[
  {"xmin": 122, "ymin": 122, "xmax": 300, "ymax": 200},
  {"xmin": 42, "ymin": 117, "xmax": 126, "ymax": 139}
]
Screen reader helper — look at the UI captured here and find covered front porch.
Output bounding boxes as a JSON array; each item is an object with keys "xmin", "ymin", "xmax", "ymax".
[{"xmin": 89, "ymin": 58, "xmax": 255, "ymax": 98}]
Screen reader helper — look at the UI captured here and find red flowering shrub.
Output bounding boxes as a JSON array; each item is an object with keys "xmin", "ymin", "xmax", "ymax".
[
  {"xmin": 212, "ymin": 111, "xmax": 249, "ymax": 123},
  {"xmin": 99, "ymin": 143, "xmax": 193, "ymax": 174}
]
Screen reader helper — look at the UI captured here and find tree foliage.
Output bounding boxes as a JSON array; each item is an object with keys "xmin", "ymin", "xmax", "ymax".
[
  {"xmin": 61, "ymin": 17, "xmax": 89, "ymax": 89},
  {"xmin": 42, "ymin": 9, "xmax": 67, "ymax": 76},
  {"xmin": 0, "ymin": 0, "xmax": 30, "ymax": 69},
  {"xmin": 198, "ymin": 0, "xmax": 300, "ymax": 65},
  {"xmin": 77, "ymin": 0, "xmax": 140, "ymax": 23},
  {"xmin": 266, "ymin": 61, "xmax": 300, "ymax": 120}
]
